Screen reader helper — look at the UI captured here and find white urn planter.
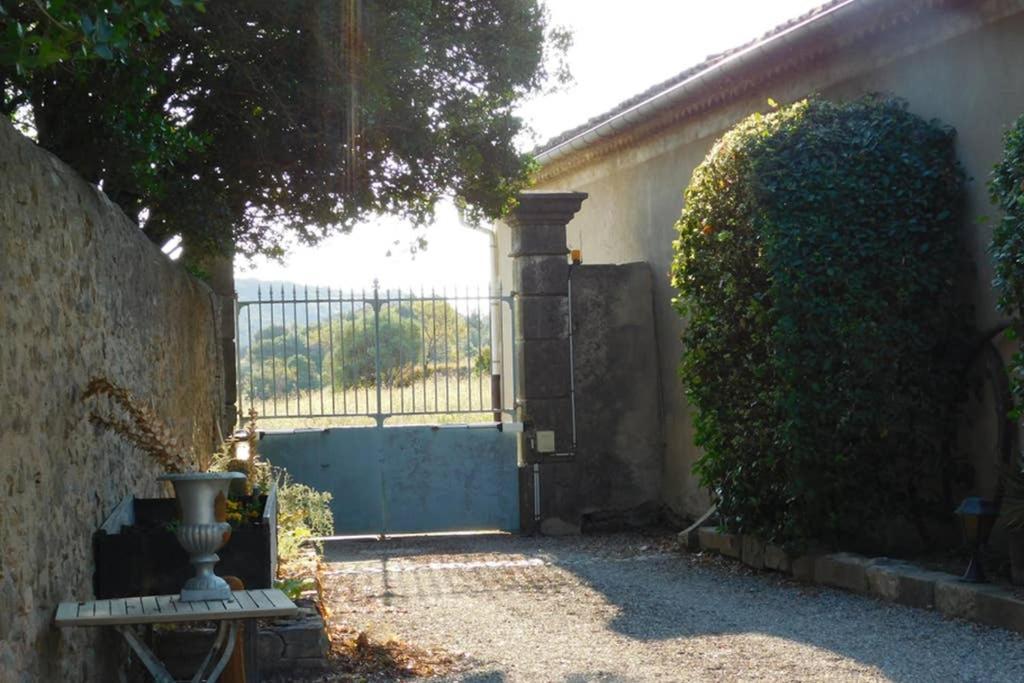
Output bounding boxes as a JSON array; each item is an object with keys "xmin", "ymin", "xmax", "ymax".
[{"xmin": 158, "ymin": 471, "xmax": 247, "ymax": 601}]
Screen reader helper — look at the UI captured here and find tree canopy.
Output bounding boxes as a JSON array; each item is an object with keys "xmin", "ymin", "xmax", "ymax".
[
  {"xmin": 0, "ymin": 1, "xmax": 202, "ymax": 70},
  {"xmin": 1, "ymin": 1, "xmax": 568, "ymax": 262}
]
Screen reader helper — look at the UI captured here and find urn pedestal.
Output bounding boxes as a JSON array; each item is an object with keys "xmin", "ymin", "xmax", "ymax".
[{"xmin": 158, "ymin": 472, "xmax": 247, "ymax": 601}]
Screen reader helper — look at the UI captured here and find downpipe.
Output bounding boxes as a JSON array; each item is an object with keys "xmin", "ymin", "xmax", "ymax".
[
  {"xmin": 462, "ymin": 220, "xmax": 503, "ymax": 422},
  {"xmin": 566, "ymin": 263, "xmax": 578, "ymax": 454},
  {"xmin": 489, "ymin": 233, "xmax": 503, "ymax": 422}
]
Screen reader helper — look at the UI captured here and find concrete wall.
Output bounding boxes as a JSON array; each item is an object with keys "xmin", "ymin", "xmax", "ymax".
[
  {"xmin": 0, "ymin": 119, "xmax": 224, "ymax": 681},
  {"xmin": 503, "ymin": 5, "xmax": 1024, "ymax": 520},
  {"xmin": 570, "ymin": 263, "xmax": 662, "ymax": 527}
]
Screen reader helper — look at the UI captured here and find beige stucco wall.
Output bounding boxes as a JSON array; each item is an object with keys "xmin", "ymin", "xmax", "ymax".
[
  {"xmin": 0, "ymin": 119, "xmax": 224, "ymax": 680},
  {"xmin": 504, "ymin": 6, "xmax": 1024, "ymax": 520}
]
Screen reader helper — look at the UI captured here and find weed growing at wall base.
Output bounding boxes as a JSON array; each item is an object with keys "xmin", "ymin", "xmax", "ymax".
[{"xmin": 671, "ymin": 95, "xmax": 972, "ymax": 548}]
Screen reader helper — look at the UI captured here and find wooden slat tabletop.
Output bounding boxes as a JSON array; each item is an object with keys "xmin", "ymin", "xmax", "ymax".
[{"xmin": 54, "ymin": 589, "xmax": 298, "ymax": 627}]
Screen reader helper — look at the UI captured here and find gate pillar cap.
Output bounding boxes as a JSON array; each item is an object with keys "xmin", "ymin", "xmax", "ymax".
[
  {"xmin": 507, "ymin": 192, "xmax": 588, "ymax": 257},
  {"xmin": 506, "ymin": 192, "xmax": 588, "ymax": 228}
]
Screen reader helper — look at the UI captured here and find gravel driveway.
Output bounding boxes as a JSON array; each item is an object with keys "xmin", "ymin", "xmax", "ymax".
[{"xmin": 320, "ymin": 532, "xmax": 1024, "ymax": 682}]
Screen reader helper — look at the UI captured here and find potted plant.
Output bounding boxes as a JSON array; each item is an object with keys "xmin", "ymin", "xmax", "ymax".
[{"xmin": 85, "ymin": 377, "xmax": 247, "ymax": 601}]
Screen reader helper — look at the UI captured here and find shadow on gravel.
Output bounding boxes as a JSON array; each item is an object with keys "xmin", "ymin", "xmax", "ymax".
[
  {"xmin": 321, "ymin": 532, "xmax": 1024, "ymax": 683},
  {"xmin": 457, "ymin": 670, "xmax": 620, "ymax": 682},
  {"xmin": 322, "ymin": 532, "xmax": 525, "ymax": 563},
  {"xmin": 457, "ymin": 673, "xmax": 506, "ymax": 682},
  {"xmin": 543, "ymin": 544, "xmax": 1024, "ymax": 683}
]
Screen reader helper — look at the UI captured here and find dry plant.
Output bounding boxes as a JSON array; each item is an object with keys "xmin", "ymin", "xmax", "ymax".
[
  {"xmin": 83, "ymin": 376, "xmax": 196, "ymax": 473},
  {"xmin": 324, "ymin": 622, "xmax": 459, "ymax": 679}
]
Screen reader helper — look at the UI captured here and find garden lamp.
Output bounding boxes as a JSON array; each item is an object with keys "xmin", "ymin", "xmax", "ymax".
[
  {"xmin": 954, "ymin": 497, "xmax": 998, "ymax": 583},
  {"xmin": 231, "ymin": 428, "xmax": 252, "ymax": 461},
  {"xmin": 228, "ymin": 428, "xmax": 256, "ymax": 496}
]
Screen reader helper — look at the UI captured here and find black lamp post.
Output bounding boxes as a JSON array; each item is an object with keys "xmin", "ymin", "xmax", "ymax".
[{"xmin": 954, "ymin": 497, "xmax": 999, "ymax": 583}]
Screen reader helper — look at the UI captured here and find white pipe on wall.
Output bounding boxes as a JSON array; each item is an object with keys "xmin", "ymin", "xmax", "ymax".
[{"xmin": 463, "ymin": 221, "xmax": 503, "ymax": 420}]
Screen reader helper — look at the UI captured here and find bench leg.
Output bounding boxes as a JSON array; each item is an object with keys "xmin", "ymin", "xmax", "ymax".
[
  {"xmin": 191, "ymin": 622, "xmax": 230, "ymax": 682},
  {"xmin": 116, "ymin": 625, "xmax": 175, "ymax": 683},
  {"xmin": 117, "ymin": 621, "xmax": 239, "ymax": 683},
  {"xmin": 244, "ymin": 617, "xmax": 260, "ymax": 682},
  {"xmin": 202, "ymin": 622, "xmax": 238, "ymax": 683}
]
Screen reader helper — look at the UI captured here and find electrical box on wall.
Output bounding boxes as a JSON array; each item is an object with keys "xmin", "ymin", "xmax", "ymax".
[{"xmin": 536, "ymin": 430, "xmax": 556, "ymax": 454}]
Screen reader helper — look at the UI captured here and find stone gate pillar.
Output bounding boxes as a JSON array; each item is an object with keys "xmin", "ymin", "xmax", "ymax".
[{"xmin": 507, "ymin": 191, "xmax": 587, "ymax": 534}]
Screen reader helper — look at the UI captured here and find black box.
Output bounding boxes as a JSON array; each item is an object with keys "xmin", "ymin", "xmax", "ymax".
[{"xmin": 93, "ymin": 487, "xmax": 277, "ymax": 599}]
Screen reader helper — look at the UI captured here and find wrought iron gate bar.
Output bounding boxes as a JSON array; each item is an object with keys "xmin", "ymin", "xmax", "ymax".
[{"xmin": 235, "ymin": 281, "xmax": 511, "ymax": 425}]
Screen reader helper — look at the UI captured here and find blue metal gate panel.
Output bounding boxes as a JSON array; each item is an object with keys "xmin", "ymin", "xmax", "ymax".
[
  {"xmin": 258, "ymin": 425, "xmax": 519, "ymax": 536},
  {"xmin": 257, "ymin": 428, "xmax": 384, "ymax": 535},
  {"xmin": 380, "ymin": 426, "xmax": 520, "ymax": 534}
]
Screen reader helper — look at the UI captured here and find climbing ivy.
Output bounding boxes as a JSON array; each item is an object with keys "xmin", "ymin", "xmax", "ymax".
[
  {"xmin": 990, "ymin": 115, "xmax": 1024, "ymax": 420},
  {"xmin": 670, "ymin": 96, "xmax": 972, "ymax": 547}
]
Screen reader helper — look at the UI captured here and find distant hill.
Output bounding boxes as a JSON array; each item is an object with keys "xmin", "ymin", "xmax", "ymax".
[
  {"xmin": 234, "ymin": 278, "xmax": 359, "ymax": 349},
  {"xmin": 235, "ymin": 278, "xmax": 414, "ymax": 303},
  {"xmin": 236, "ymin": 278, "xmax": 339, "ymax": 302},
  {"xmin": 232, "ymin": 278, "xmax": 485, "ymax": 351}
]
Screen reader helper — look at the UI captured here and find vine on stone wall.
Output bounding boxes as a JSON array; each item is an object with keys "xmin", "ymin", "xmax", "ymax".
[{"xmin": 671, "ymin": 95, "xmax": 972, "ymax": 547}]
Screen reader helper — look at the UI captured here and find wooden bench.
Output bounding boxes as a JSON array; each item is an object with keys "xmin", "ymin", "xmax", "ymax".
[{"xmin": 56, "ymin": 589, "xmax": 298, "ymax": 682}]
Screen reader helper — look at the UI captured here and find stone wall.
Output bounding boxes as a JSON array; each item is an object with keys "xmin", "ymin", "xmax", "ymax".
[
  {"xmin": 0, "ymin": 119, "xmax": 224, "ymax": 681},
  {"xmin": 570, "ymin": 263, "xmax": 662, "ymax": 528},
  {"xmin": 507, "ymin": 4, "xmax": 1024, "ymax": 521}
]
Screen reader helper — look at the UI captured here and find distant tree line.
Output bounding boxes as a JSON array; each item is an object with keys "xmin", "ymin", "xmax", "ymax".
[{"xmin": 238, "ymin": 298, "xmax": 490, "ymax": 400}]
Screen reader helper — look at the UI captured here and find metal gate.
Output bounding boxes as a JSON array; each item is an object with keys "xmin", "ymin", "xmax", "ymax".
[{"xmin": 235, "ymin": 281, "xmax": 520, "ymax": 535}]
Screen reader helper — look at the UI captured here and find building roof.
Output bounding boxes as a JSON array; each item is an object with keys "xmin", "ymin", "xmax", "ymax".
[{"xmin": 534, "ymin": 0, "xmax": 848, "ymax": 158}]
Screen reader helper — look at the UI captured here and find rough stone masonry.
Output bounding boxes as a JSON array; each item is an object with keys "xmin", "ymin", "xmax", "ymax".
[{"xmin": 0, "ymin": 118, "xmax": 224, "ymax": 681}]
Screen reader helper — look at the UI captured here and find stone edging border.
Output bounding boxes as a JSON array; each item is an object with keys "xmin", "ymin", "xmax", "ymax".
[{"xmin": 686, "ymin": 527, "xmax": 1024, "ymax": 634}]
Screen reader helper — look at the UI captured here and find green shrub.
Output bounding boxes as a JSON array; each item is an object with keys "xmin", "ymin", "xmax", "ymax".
[
  {"xmin": 990, "ymin": 114, "xmax": 1024, "ymax": 420},
  {"xmin": 670, "ymin": 95, "xmax": 971, "ymax": 547},
  {"xmin": 210, "ymin": 415, "xmax": 334, "ymax": 564},
  {"xmin": 276, "ymin": 474, "xmax": 334, "ymax": 561}
]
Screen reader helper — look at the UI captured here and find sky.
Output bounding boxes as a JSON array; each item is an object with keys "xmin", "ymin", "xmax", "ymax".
[{"xmin": 235, "ymin": 0, "xmax": 825, "ymax": 291}]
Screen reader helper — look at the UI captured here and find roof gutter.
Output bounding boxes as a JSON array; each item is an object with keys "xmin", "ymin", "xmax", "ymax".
[{"xmin": 535, "ymin": 0, "xmax": 888, "ymax": 166}]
